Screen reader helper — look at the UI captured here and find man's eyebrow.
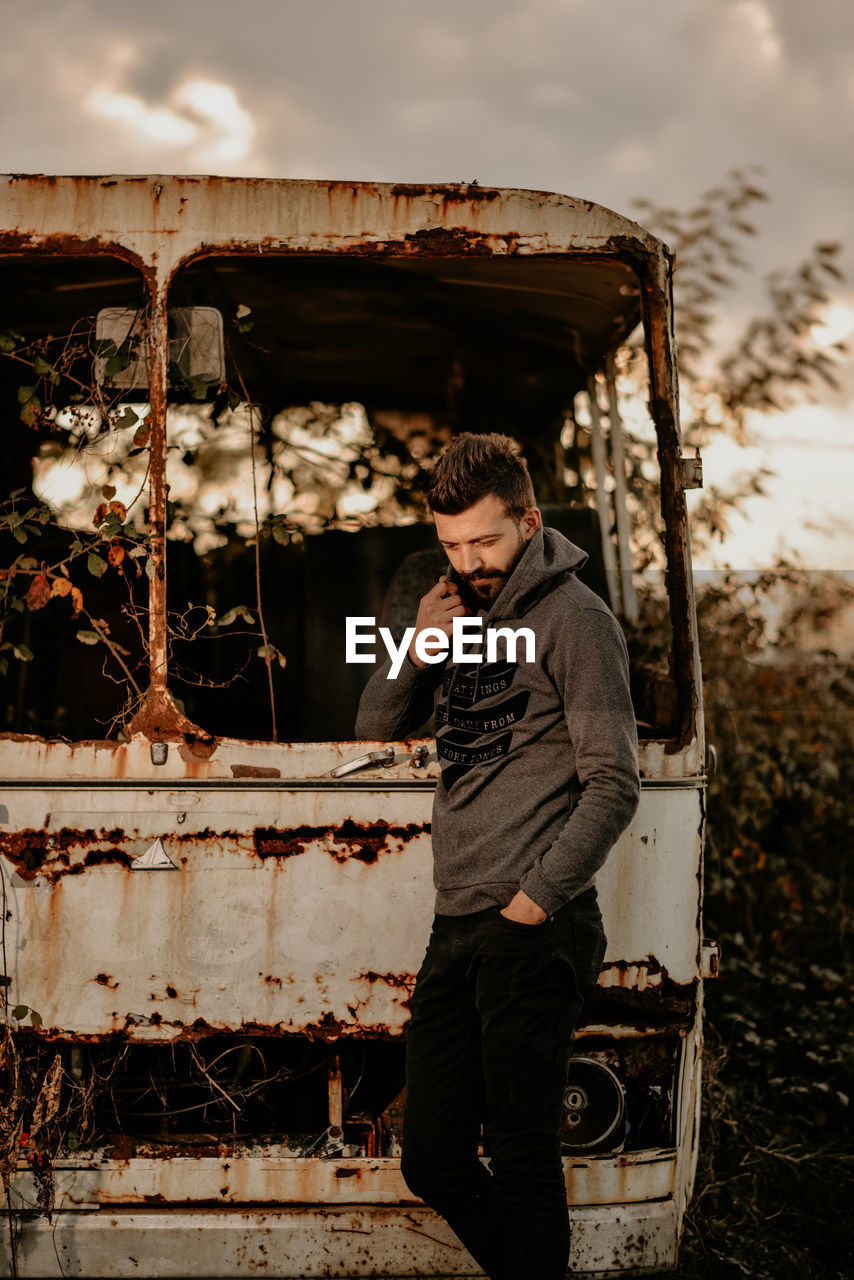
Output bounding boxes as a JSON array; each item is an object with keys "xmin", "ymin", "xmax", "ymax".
[{"xmin": 439, "ymin": 533, "xmax": 499, "ymax": 546}]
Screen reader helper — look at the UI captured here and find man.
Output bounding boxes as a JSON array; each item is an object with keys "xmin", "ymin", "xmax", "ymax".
[{"xmin": 356, "ymin": 433, "xmax": 640, "ymax": 1280}]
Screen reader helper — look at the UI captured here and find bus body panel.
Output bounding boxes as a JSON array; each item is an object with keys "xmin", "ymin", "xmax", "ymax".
[{"xmin": 3, "ymin": 751, "xmax": 702, "ymax": 1039}]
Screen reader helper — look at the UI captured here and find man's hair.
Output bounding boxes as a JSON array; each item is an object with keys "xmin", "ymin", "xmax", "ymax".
[{"xmin": 427, "ymin": 432, "xmax": 536, "ymax": 520}]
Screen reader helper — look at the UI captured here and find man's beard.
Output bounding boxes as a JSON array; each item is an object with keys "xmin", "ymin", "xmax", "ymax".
[
  {"xmin": 456, "ymin": 534, "xmax": 527, "ymax": 608},
  {"xmin": 457, "ymin": 568, "xmax": 509, "ymax": 607}
]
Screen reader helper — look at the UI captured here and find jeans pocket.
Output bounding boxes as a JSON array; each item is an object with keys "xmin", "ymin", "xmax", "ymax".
[
  {"xmin": 573, "ymin": 920, "xmax": 607, "ymax": 994},
  {"xmin": 496, "ymin": 910, "xmax": 551, "ymax": 934}
]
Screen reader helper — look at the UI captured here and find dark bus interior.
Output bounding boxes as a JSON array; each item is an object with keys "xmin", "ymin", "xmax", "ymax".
[{"xmin": 0, "ymin": 252, "xmax": 678, "ymax": 745}]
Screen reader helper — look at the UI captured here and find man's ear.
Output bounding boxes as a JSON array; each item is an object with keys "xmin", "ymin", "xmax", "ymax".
[{"xmin": 522, "ymin": 507, "xmax": 542, "ymax": 542}]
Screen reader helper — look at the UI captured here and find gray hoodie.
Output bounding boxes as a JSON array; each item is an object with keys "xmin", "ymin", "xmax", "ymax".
[{"xmin": 355, "ymin": 526, "xmax": 640, "ymax": 916}]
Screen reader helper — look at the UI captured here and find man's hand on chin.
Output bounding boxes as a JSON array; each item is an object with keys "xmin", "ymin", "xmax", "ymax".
[{"xmin": 500, "ymin": 890, "xmax": 548, "ymax": 925}]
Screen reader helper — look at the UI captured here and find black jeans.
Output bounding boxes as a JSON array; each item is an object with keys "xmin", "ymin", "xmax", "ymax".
[{"xmin": 401, "ymin": 888, "xmax": 607, "ymax": 1280}]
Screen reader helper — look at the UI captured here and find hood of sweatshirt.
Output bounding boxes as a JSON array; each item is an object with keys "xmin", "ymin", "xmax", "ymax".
[{"xmin": 447, "ymin": 525, "xmax": 589, "ymax": 622}]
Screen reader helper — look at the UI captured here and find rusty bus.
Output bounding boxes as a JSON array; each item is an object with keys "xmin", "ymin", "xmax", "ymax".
[{"xmin": 0, "ymin": 176, "xmax": 717, "ymax": 1276}]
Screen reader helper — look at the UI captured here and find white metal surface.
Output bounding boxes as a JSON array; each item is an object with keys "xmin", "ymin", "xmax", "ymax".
[
  {"xmin": 0, "ymin": 175, "xmax": 664, "ymax": 293},
  {"xmin": 2, "ymin": 751, "xmax": 702, "ymax": 1038},
  {"xmin": 3, "ymin": 1199, "xmax": 680, "ymax": 1278},
  {"xmin": 5, "ymin": 1150, "xmax": 678, "ymax": 1213}
]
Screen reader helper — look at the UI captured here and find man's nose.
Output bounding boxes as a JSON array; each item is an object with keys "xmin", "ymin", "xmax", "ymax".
[{"xmin": 458, "ymin": 547, "xmax": 483, "ymax": 574}]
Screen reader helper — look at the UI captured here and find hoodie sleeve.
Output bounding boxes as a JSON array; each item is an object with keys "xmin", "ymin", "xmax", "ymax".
[
  {"xmin": 355, "ymin": 654, "xmax": 443, "ymax": 741},
  {"xmin": 519, "ymin": 603, "xmax": 640, "ymax": 914}
]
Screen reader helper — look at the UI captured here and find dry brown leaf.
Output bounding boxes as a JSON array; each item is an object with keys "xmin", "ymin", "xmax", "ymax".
[
  {"xmin": 31, "ymin": 1054, "xmax": 63, "ymax": 1138},
  {"xmin": 26, "ymin": 574, "xmax": 51, "ymax": 611}
]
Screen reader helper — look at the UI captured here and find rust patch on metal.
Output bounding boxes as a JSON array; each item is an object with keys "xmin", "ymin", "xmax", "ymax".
[
  {"xmin": 404, "ymin": 226, "xmax": 502, "ymax": 256},
  {"xmin": 357, "ymin": 971, "xmax": 416, "ymax": 992},
  {"xmin": 639, "ymin": 263, "xmax": 700, "ymax": 752},
  {"xmin": 108, "ymin": 1135, "xmax": 134, "ymax": 1162},
  {"xmin": 0, "ymin": 828, "xmax": 133, "ymax": 881},
  {"xmin": 170, "ymin": 228, "xmax": 535, "ymax": 280},
  {"xmin": 601, "ymin": 956, "xmax": 666, "ymax": 985},
  {"xmin": 0, "ymin": 732, "xmax": 116, "ymax": 748},
  {"xmin": 253, "ymin": 819, "xmax": 426, "ymax": 864},
  {"xmin": 230, "ymin": 764, "xmax": 281, "ymax": 779},
  {"xmin": 15, "ymin": 1016, "xmax": 406, "ymax": 1044},
  {"xmin": 584, "ymin": 980, "xmax": 696, "ymax": 1030},
  {"xmin": 0, "ymin": 230, "xmax": 153, "ymax": 292},
  {"xmin": 85, "ymin": 847, "xmax": 132, "ymax": 869},
  {"xmin": 127, "ymin": 685, "xmax": 214, "ymax": 744},
  {"xmin": 179, "ymin": 736, "xmax": 219, "ymax": 761},
  {"xmin": 1, "ymin": 824, "xmax": 269, "ymax": 882},
  {"xmin": 131, "ymin": 1140, "xmax": 232, "ymax": 1159},
  {"xmin": 173, "ymin": 827, "xmax": 240, "ymax": 843},
  {"xmin": 94, "ymin": 974, "xmax": 119, "ymax": 989},
  {"xmin": 390, "ymin": 183, "xmax": 502, "ymax": 204}
]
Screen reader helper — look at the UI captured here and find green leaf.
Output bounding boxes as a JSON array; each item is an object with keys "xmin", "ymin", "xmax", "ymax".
[
  {"xmin": 94, "ymin": 338, "xmax": 117, "ymax": 358},
  {"xmin": 13, "ymin": 644, "xmax": 33, "ymax": 661},
  {"xmin": 12, "ymin": 1005, "xmax": 28, "ymax": 1019},
  {"xmin": 87, "ymin": 552, "xmax": 108, "ymax": 578},
  {"xmin": 12, "ymin": 527, "xmax": 27, "ymax": 543},
  {"xmin": 218, "ymin": 605, "xmax": 254, "ymax": 627},
  {"xmin": 105, "ymin": 353, "xmax": 130, "ymax": 376},
  {"xmin": 33, "ymin": 354, "xmax": 59, "ymax": 385},
  {"xmin": 0, "ymin": 331, "xmax": 18, "ymax": 353},
  {"xmin": 69, "ymin": 540, "xmax": 83, "ymax": 553},
  {"xmin": 17, "ymin": 556, "xmax": 38, "ymax": 570},
  {"xmin": 67, "ymin": 1130, "xmax": 79, "ymax": 1151},
  {"xmin": 29, "ymin": 1009, "xmax": 43, "ymax": 1028},
  {"xmin": 116, "ymin": 406, "xmax": 140, "ymax": 429},
  {"xmin": 188, "ymin": 375, "xmax": 209, "ymax": 401},
  {"xmin": 271, "ymin": 523, "xmax": 290, "ymax": 546},
  {"xmin": 17, "ymin": 385, "xmax": 36, "ymax": 405},
  {"xmin": 20, "ymin": 397, "xmax": 41, "ymax": 426},
  {"xmin": 76, "ymin": 630, "xmax": 101, "ymax": 646},
  {"xmin": 99, "ymin": 513, "xmax": 123, "ymax": 536}
]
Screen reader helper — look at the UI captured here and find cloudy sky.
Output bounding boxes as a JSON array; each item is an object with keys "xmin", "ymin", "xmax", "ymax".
[{"xmin": 2, "ymin": 0, "xmax": 852, "ymax": 570}]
